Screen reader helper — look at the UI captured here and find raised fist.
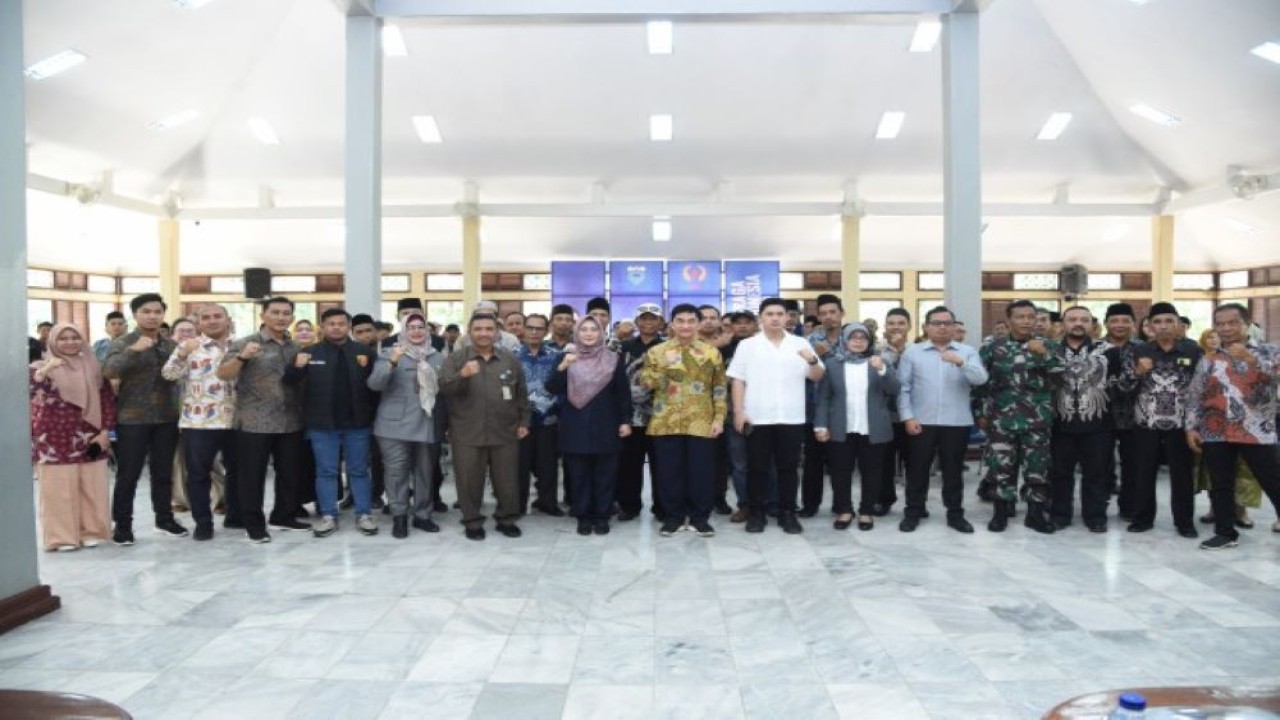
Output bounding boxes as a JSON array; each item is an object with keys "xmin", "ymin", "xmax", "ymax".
[
  {"xmin": 294, "ymin": 353, "xmax": 312, "ymax": 368},
  {"xmin": 240, "ymin": 342, "xmax": 262, "ymax": 360},
  {"xmin": 940, "ymin": 350, "xmax": 963, "ymax": 366},
  {"xmin": 1135, "ymin": 357, "xmax": 1154, "ymax": 376},
  {"xmin": 558, "ymin": 353, "xmax": 578, "ymax": 371},
  {"xmin": 390, "ymin": 346, "xmax": 406, "ymax": 363},
  {"xmin": 1026, "ymin": 339, "xmax": 1048, "ymax": 356},
  {"xmin": 130, "ymin": 336, "xmax": 155, "ymax": 353},
  {"xmin": 179, "ymin": 339, "xmax": 201, "ymax": 357},
  {"xmin": 460, "ymin": 359, "xmax": 481, "ymax": 378},
  {"xmin": 869, "ymin": 355, "xmax": 885, "ymax": 371}
]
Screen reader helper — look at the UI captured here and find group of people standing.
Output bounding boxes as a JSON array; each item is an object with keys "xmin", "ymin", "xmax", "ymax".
[{"xmin": 26, "ymin": 288, "xmax": 1280, "ymax": 554}]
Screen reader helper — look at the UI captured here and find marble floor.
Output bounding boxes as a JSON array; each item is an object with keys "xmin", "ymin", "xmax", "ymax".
[{"xmin": 2, "ymin": 470, "xmax": 1279, "ymax": 720}]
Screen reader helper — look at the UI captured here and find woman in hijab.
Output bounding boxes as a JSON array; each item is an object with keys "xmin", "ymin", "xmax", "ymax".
[
  {"xmin": 548, "ymin": 317, "xmax": 632, "ymax": 535},
  {"xmin": 29, "ymin": 323, "xmax": 118, "ymax": 551},
  {"xmin": 814, "ymin": 323, "xmax": 900, "ymax": 531},
  {"xmin": 368, "ymin": 312, "xmax": 445, "ymax": 539},
  {"xmin": 292, "ymin": 319, "xmax": 317, "ymax": 347}
]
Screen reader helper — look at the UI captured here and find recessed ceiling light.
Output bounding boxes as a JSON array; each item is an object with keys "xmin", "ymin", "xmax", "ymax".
[
  {"xmin": 173, "ymin": 0, "xmax": 218, "ymax": 8},
  {"xmin": 909, "ymin": 21, "xmax": 941, "ymax": 53},
  {"xmin": 412, "ymin": 115, "xmax": 443, "ymax": 143},
  {"xmin": 147, "ymin": 109, "xmax": 200, "ymax": 131},
  {"xmin": 652, "ymin": 218, "xmax": 672, "ymax": 242},
  {"xmin": 247, "ymin": 117, "xmax": 281, "ymax": 145},
  {"xmin": 650, "ymin": 114, "xmax": 673, "ymax": 142},
  {"xmin": 875, "ymin": 111, "xmax": 905, "ymax": 140},
  {"xmin": 382, "ymin": 25, "xmax": 408, "ymax": 57},
  {"xmin": 24, "ymin": 49, "xmax": 87, "ymax": 80},
  {"xmin": 1223, "ymin": 218, "xmax": 1260, "ymax": 234},
  {"xmin": 1036, "ymin": 112, "xmax": 1073, "ymax": 140},
  {"xmin": 1129, "ymin": 103, "xmax": 1181, "ymax": 127},
  {"xmin": 1251, "ymin": 41, "xmax": 1280, "ymax": 65},
  {"xmin": 648, "ymin": 21, "xmax": 673, "ymax": 54}
]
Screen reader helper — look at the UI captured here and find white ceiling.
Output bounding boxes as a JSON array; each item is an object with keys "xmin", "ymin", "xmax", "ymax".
[{"xmin": 20, "ymin": 0, "xmax": 1280, "ymax": 274}]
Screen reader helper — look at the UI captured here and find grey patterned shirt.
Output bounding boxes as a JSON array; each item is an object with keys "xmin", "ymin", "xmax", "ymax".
[{"xmin": 220, "ymin": 331, "xmax": 304, "ymax": 434}]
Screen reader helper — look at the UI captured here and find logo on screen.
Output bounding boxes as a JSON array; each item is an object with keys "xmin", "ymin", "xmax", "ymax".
[
  {"xmin": 626, "ymin": 265, "xmax": 649, "ymax": 287},
  {"xmin": 682, "ymin": 264, "xmax": 708, "ymax": 289}
]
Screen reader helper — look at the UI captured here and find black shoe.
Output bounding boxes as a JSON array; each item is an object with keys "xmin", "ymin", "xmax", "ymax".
[
  {"xmin": 899, "ymin": 516, "xmax": 920, "ymax": 533},
  {"xmin": 193, "ymin": 524, "xmax": 214, "ymax": 542},
  {"xmin": 412, "ymin": 517, "xmax": 440, "ymax": 533},
  {"xmin": 947, "ymin": 516, "xmax": 975, "ymax": 534},
  {"xmin": 247, "ymin": 529, "xmax": 271, "ymax": 544},
  {"xmin": 496, "ymin": 524, "xmax": 522, "ymax": 538},
  {"xmin": 1177, "ymin": 526, "xmax": 1199, "ymax": 539},
  {"xmin": 745, "ymin": 513, "xmax": 766, "ymax": 533},
  {"xmin": 1024, "ymin": 502, "xmax": 1055, "ymax": 535},
  {"xmin": 294, "ymin": 506, "xmax": 311, "ymax": 519},
  {"xmin": 392, "ymin": 516, "xmax": 409, "ymax": 539},
  {"xmin": 155, "ymin": 518, "xmax": 190, "ymax": 538},
  {"xmin": 465, "ymin": 527, "xmax": 486, "ymax": 541},
  {"xmin": 713, "ymin": 500, "xmax": 733, "ymax": 516},
  {"xmin": 659, "ymin": 520, "xmax": 682, "ymax": 537},
  {"xmin": 1087, "ymin": 523, "xmax": 1108, "ymax": 533},
  {"xmin": 382, "ymin": 505, "xmax": 392, "ymax": 515},
  {"xmin": 988, "ymin": 501, "xmax": 1009, "ymax": 533},
  {"xmin": 796, "ymin": 508, "xmax": 817, "ymax": 519},
  {"xmin": 112, "ymin": 526, "xmax": 135, "ymax": 546},
  {"xmin": 691, "ymin": 520, "xmax": 715, "ymax": 537},
  {"xmin": 269, "ymin": 518, "xmax": 311, "ymax": 531},
  {"xmin": 223, "ymin": 517, "xmax": 245, "ymax": 530},
  {"xmin": 577, "ymin": 520, "xmax": 592, "ymax": 536},
  {"xmin": 778, "ymin": 512, "xmax": 803, "ymax": 535},
  {"xmin": 833, "ymin": 516, "xmax": 853, "ymax": 531},
  {"xmin": 1052, "ymin": 517, "xmax": 1071, "ymax": 531},
  {"xmin": 1199, "ymin": 534, "xmax": 1238, "ymax": 551},
  {"xmin": 594, "ymin": 522, "xmax": 611, "ymax": 536},
  {"xmin": 535, "ymin": 504, "xmax": 566, "ymax": 517},
  {"xmin": 1127, "ymin": 522, "xmax": 1153, "ymax": 533},
  {"xmin": 432, "ymin": 499, "xmax": 448, "ymax": 513},
  {"xmin": 617, "ymin": 510, "xmax": 639, "ymax": 522}
]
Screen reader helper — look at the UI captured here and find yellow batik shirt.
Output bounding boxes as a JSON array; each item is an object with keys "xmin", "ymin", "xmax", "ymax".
[{"xmin": 641, "ymin": 338, "xmax": 727, "ymax": 438}]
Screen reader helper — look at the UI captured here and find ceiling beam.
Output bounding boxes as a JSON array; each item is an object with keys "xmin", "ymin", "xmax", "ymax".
[
  {"xmin": 374, "ymin": 0, "xmax": 954, "ymax": 21},
  {"xmin": 26, "ymin": 173, "xmax": 169, "ymax": 218},
  {"xmin": 1161, "ymin": 171, "xmax": 1280, "ymax": 215}
]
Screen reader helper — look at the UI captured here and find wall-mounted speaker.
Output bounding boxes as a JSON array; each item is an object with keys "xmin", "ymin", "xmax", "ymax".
[
  {"xmin": 1061, "ymin": 264, "xmax": 1088, "ymax": 296},
  {"xmin": 244, "ymin": 268, "xmax": 272, "ymax": 299}
]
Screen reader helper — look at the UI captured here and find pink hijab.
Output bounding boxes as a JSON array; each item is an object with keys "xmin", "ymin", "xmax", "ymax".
[
  {"xmin": 567, "ymin": 317, "xmax": 617, "ymax": 409},
  {"xmin": 42, "ymin": 323, "xmax": 104, "ymax": 429}
]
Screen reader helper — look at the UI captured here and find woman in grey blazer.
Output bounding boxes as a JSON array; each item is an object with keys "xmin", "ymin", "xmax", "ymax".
[
  {"xmin": 368, "ymin": 312, "xmax": 445, "ymax": 539},
  {"xmin": 814, "ymin": 323, "xmax": 901, "ymax": 531}
]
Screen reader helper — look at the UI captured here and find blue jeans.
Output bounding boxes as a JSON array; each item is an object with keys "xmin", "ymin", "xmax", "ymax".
[{"xmin": 308, "ymin": 428, "xmax": 373, "ymax": 517}]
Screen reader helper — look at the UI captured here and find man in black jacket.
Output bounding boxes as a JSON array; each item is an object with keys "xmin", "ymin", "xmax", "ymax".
[{"xmin": 288, "ymin": 308, "xmax": 380, "ymax": 538}]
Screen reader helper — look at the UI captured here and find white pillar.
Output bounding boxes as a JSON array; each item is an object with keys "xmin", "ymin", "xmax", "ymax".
[
  {"xmin": 0, "ymin": 0, "xmax": 59, "ymax": 625},
  {"xmin": 941, "ymin": 11, "xmax": 982, "ymax": 344},
  {"xmin": 344, "ymin": 14, "xmax": 383, "ymax": 315}
]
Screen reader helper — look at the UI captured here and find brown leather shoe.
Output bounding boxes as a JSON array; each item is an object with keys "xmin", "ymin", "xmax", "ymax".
[{"xmin": 730, "ymin": 508, "xmax": 749, "ymax": 523}]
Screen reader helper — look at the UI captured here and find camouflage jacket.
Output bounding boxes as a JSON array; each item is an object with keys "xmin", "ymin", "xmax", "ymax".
[{"xmin": 973, "ymin": 335, "xmax": 1064, "ymax": 432}]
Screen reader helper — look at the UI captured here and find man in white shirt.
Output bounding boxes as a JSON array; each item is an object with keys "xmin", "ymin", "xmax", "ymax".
[{"xmin": 728, "ymin": 298, "xmax": 824, "ymax": 534}]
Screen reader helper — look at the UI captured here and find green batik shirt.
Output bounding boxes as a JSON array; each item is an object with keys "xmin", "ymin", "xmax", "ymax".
[
  {"xmin": 972, "ymin": 335, "xmax": 1065, "ymax": 432},
  {"xmin": 640, "ymin": 338, "xmax": 728, "ymax": 438}
]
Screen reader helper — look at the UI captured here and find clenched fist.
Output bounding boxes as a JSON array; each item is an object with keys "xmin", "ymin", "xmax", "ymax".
[
  {"xmin": 869, "ymin": 355, "xmax": 885, "ymax": 371},
  {"xmin": 558, "ymin": 353, "xmax": 578, "ymax": 372},
  {"xmin": 1026, "ymin": 338, "xmax": 1048, "ymax": 356},
  {"xmin": 130, "ymin": 336, "xmax": 155, "ymax": 353},
  {"xmin": 239, "ymin": 342, "xmax": 262, "ymax": 360},
  {"xmin": 460, "ymin": 359, "xmax": 481, "ymax": 378},
  {"xmin": 390, "ymin": 346, "xmax": 406, "ymax": 364},
  {"xmin": 1135, "ymin": 357, "xmax": 1154, "ymax": 376},
  {"xmin": 294, "ymin": 353, "xmax": 312, "ymax": 368},
  {"xmin": 179, "ymin": 339, "xmax": 201, "ymax": 358},
  {"xmin": 940, "ymin": 350, "xmax": 964, "ymax": 367}
]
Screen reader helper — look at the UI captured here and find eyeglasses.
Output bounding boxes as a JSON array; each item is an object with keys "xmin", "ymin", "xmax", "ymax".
[
  {"xmin": 927, "ymin": 321, "xmax": 955, "ymax": 327},
  {"xmin": 525, "ymin": 326, "xmax": 548, "ymax": 332}
]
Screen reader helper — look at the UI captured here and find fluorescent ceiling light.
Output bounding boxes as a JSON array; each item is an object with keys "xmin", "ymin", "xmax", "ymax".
[
  {"xmin": 875, "ymin": 111, "xmax": 905, "ymax": 139},
  {"xmin": 147, "ymin": 109, "xmax": 200, "ymax": 131},
  {"xmin": 382, "ymin": 25, "xmax": 408, "ymax": 57},
  {"xmin": 1036, "ymin": 112, "xmax": 1073, "ymax": 140},
  {"xmin": 173, "ymin": 0, "xmax": 218, "ymax": 8},
  {"xmin": 1251, "ymin": 41, "xmax": 1280, "ymax": 65},
  {"xmin": 247, "ymin": 117, "xmax": 281, "ymax": 145},
  {"xmin": 412, "ymin": 115, "xmax": 443, "ymax": 143},
  {"xmin": 24, "ymin": 49, "xmax": 87, "ymax": 80},
  {"xmin": 652, "ymin": 218, "xmax": 672, "ymax": 242},
  {"xmin": 650, "ymin": 114, "xmax": 673, "ymax": 142},
  {"xmin": 909, "ymin": 21, "xmax": 941, "ymax": 53},
  {"xmin": 648, "ymin": 21, "xmax": 673, "ymax": 54},
  {"xmin": 1223, "ymin": 218, "xmax": 1259, "ymax": 234},
  {"xmin": 1129, "ymin": 103, "xmax": 1180, "ymax": 127}
]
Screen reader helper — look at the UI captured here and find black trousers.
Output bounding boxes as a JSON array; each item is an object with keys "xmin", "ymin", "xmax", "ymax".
[
  {"xmin": 618, "ymin": 429, "xmax": 659, "ymax": 515},
  {"xmin": 828, "ymin": 432, "xmax": 884, "ymax": 515},
  {"xmin": 1050, "ymin": 430, "xmax": 1112, "ymax": 526},
  {"xmin": 1106, "ymin": 428, "xmax": 1139, "ymax": 517},
  {"xmin": 566, "ymin": 452, "xmax": 619, "ymax": 522},
  {"xmin": 800, "ymin": 422, "xmax": 830, "ymax": 512},
  {"xmin": 518, "ymin": 424, "xmax": 560, "ymax": 511},
  {"xmin": 181, "ymin": 428, "xmax": 239, "ymax": 527},
  {"xmin": 113, "ymin": 422, "xmax": 179, "ymax": 526},
  {"xmin": 746, "ymin": 424, "xmax": 803, "ymax": 514},
  {"xmin": 236, "ymin": 430, "xmax": 305, "ymax": 534},
  {"xmin": 1203, "ymin": 442, "xmax": 1280, "ymax": 540},
  {"xmin": 653, "ymin": 435, "xmax": 713, "ymax": 524},
  {"xmin": 713, "ymin": 431, "xmax": 730, "ymax": 505},
  {"xmin": 879, "ymin": 421, "xmax": 908, "ymax": 507},
  {"xmin": 1131, "ymin": 427, "xmax": 1194, "ymax": 530},
  {"xmin": 905, "ymin": 425, "xmax": 969, "ymax": 519}
]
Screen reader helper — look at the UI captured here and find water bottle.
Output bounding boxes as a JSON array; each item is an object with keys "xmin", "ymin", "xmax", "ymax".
[{"xmin": 1110, "ymin": 692, "xmax": 1147, "ymax": 719}]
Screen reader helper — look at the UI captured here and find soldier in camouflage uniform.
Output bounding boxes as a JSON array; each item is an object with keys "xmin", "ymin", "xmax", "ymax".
[{"xmin": 973, "ymin": 300, "xmax": 1064, "ymax": 533}]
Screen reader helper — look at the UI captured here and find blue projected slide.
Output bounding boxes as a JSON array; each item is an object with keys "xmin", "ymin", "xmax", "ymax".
[
  {"xmin": 551, "ymin": 261, "xmax": 606, "ymax": 297},
  {"xmin": 668, "ymin": 261, "xmax": 721, "ymax": 296},
  {"xmin": 609, "ymin": 261, "xmax": 664, "ymax": 296}
]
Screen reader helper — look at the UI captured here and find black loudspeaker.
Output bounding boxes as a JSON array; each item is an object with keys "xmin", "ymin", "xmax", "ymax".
[
  {"xmin": 244, "ymin": 268, "xmax": 272, "ymax": 299},
  {"xmin": 1061, "ymin": 264, "xmax": 1088, "ymax": 297}
]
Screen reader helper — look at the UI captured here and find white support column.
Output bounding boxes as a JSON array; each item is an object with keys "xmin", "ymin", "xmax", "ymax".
[
  {"xmin": 460, "ymin": 182, "xmax": 482, "ymax": 313},
  {"xmin": 159, "ymin": 219, "xmax": 181, "ymax": 321},
  {"xmin": 941, "ymin": 11, "xmax": 983, "ymax": 345},
  {"xmin": 344, "ymin": 14, "xmax": 384, "ymax": 315},
  {"xmin": 0, "ymin": 0, "xmax": 58, "ymax": 622}
]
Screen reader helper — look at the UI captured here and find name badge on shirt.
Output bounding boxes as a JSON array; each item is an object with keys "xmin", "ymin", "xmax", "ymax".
[
  {"xmin": 308, "ymin": 360, "xmax": 327, "ymax": 365},
  {"xmin": 502, "ymin": 386, "xmax": 513, "ymax": 401}
]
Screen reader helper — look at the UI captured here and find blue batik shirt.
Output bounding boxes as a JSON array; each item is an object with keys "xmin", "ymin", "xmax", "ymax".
[{"xmin": 518, "ymin": 343, "xmax": 563, "ymax": 426}]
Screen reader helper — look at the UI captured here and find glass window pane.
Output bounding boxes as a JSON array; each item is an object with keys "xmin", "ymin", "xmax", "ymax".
[
  {"xmin": 1218, "ymin": 271, "xmax": 1249, "ymax": 290},
  {"xmin": 1178, "ymin": 300, "xmax": 1214, "ymax": 338},
  {"xmin": 918, "ymin": 272, "xmax": 945, "ymax": 290},
  {"xmin": 1173, "ymin": 273, "xmax": 1215, "ymax": 291},
  {"xmin": 272, "ymin": 276, "xmax": 316, "ymax": 293},
  {"xmin": 858, "ymin": 300, "xmax": 902, "ymax": 332},
  {"xmin": 88, "ymin": 275, "xmax": 117, "ymax": 294},
  {"xmin": 121, "ymin": 277, "xmax": 160, "ymax": 294},
  {"xmin": 780, "ymin": 272, "xmax": 804, "ymax": 291},
  {"xmin": 523, "ymin": 274, "xmax": 552, "ymax": 291},
  {"xmin": 858, "ymin": 273, "xmax": 901, "ymax": 290},
  {"xmin": 380, "ymin": 301, "xmax": 399, "ymax": 332},
  {"xmin": 28, "ymin": 299, "xmax": 53, "ymax": 335},
  {"xmin": 224, "ymin": 302, "xmax": 259, "ymax": 340},
  {"xmin": 88, "ymin": 302, "xmax": 116, "ymax": 343},
  {"xmin": 523, "ymin": 300, "xmax": 552, "ymax": 318},
  {"xmin": 1087, "ymin": 273, "xmax": 1122, "ymax": 291},
  {"xmin": 426, "ymin": 301, "xmax": 465, "ymax": 328},
  {"xmin": 427, "ymin": 274, "xmax": 464, "ymax": 291},
  {"xmin": 381, "ymin": 274, "xmax": 411, "ymax": 292},
  {"xmin": 211, "ymin": 276, "xmax": 246, "ymax": 294},
  {"xmin": 27, "ymin": 269, "xmax": 54, "ymax": 289},
  {"xmin": 1013, "ymin": 273, "xmax": 1060, "ymax": 290}
]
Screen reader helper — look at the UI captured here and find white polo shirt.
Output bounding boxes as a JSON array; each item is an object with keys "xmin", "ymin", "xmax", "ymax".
[{"xmin": 726, "ymin": 332, "xmax": 815, "ymax": 425}]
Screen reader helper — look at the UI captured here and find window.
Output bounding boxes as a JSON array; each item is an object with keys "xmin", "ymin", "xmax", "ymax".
[
  {"xmin": 523, "ymin": 274, "xmax": 552, "ymax": 291},
  {"xmin": 381, "ymin": 274, "xmax": 411, "ymax": 292},
  {"xmin": 211, "ymin": 276, "xmax": 246, "ymax": 294},
  {"xmin": 1173, "ymin": 273, "xmax": 1215, "ymax": 291},
  {"xmin": 1013, "ymin": 273, "xmax": 1060, "ymax": 291},
  {"xmin": 88, "ymin": 275, "xmax": 117, "ymax": 294},
  {"xmin": 28, "ymin": 299, "xmax": 53, "ymax": 334},
  {"xmin": 381, "ymin": 301, "xmax": 400, "ymax": 331},
  {"xmin": 27, "ymin": 269, "xmax": 54, "ymax": 289},
  {"xmin": 426, "ymin": 301, "xmax": 465, "ymax": 328},
  {"xmin": 1087, "ymin": 273, "xmax": 1122, "ymax": 291},
  {"xmin": 858, "ymin": 273, "xmax": 901, "ymax": 291},
  {"xmin": 780, "ymin": 272, "xmax": 805, "ymax": 291},
  {"xmin": 272, "ymin": 276, "xmax": 316, "ymax": 293},
  {"xmin": 918, "ymin": 272, "xmax": 945, "ymax": 290},
  {"xmin": 223, "ymin": 303, "xmax": 259, "ymax": 340},
  {"xmin": 120, "ymin": 277, "xmax": 161, "ymax": 294},
  {"xmin": 1218, "ymin": 271, "xmax": 1249, "ymax": 290},
  {"xmin": 858, "ymin": 300, "xmax": 902, "ymax": 332},
  {"xmin": 523, "ymin": 300, "xmax": 552, "ymax": 318},
  {"xmin": 426, "ymin": 273, "xmax": 464, "ymax": 291},
  {"xmin": 88, "ymin": 302, "xmax": 116, "ymax": 343},
  {"xmin": 1179, "ymin": 300, "xmax": 1214, "ymax": 337}
]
